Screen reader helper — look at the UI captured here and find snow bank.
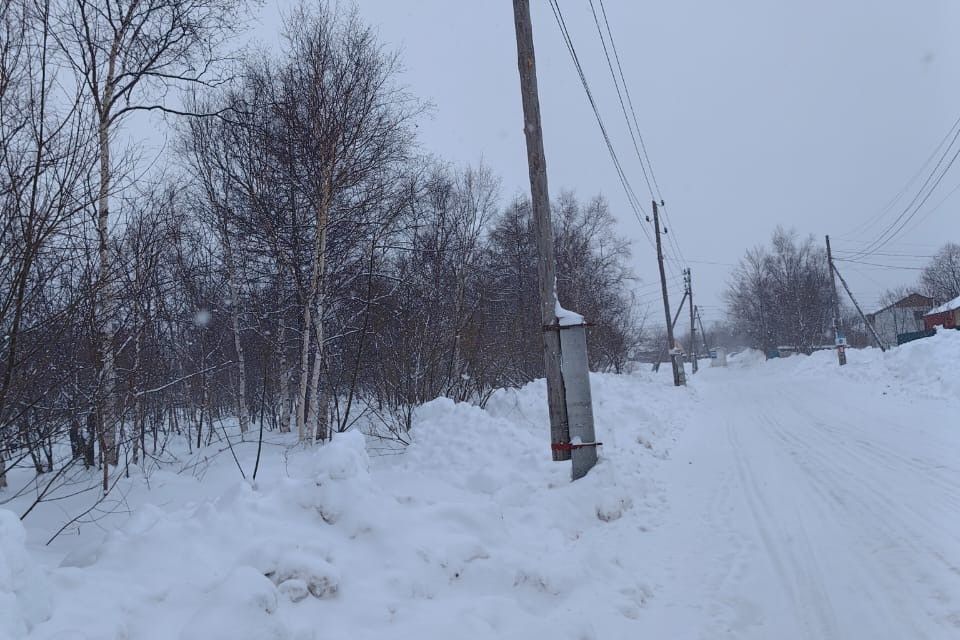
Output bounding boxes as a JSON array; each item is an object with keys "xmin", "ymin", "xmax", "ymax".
[
  {"xmin": 16, "ymin": 372, "xmax": 684, "ymax": 639},
  {"xmin": 727, "ymin": 348, "xmax": 766, "ymax": 368},
  {"xmin": 0, "ymin": 509, "xmax": 50, "ymax": 638},
  {"xmin": 744, "ymin": 329, "xmax": 960, "ymax": 402},
  {"xmin": 865, "ymin": 328, "xmax": 960, "ymax": 399}
]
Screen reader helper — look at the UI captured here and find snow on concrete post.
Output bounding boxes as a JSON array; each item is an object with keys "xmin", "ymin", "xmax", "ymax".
[{"xmin": 557, "ymin": 305, "xmax": 598, "ymax": 481}]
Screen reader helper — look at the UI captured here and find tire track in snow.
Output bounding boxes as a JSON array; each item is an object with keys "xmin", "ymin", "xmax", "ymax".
[
  {"xmin": 726, "ymin": 414, "xmax": 842, "ymax": 639},
  {"xmin": 756, "ymin": 406, "xmax": 930, "ymax": 638},
  {"xmin": 759, "ymin": 394, "xmax": 960, "ymax": 637}
]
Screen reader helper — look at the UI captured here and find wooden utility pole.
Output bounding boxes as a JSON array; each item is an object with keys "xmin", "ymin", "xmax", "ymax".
[
  {"xmin": 654, "ymin": 201, "xmax": 683, "ymax": 386},
  {"xmin": 513, "ymin": 0, "xmax": 570, "ymax": 461},
  {"xmin": 696, "ymin": 306, "xmax": 709, "ymax": 354},
  {"xmin": 825, "ymin": 235, "xmax": 847, "ymax": 366},
  {"xmin": 685, "ymin": 268, "xmax": 698, "ymax": 374}
]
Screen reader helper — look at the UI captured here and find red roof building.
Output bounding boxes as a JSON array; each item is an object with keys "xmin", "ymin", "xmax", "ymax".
[{"xmin": 923, "ymin": 295, "xmax": 960, "ymax": 331}]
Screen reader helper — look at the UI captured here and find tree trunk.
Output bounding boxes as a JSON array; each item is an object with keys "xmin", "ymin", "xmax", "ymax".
[
  {"xmin": 300, "ymin": 160, "xmax": 333, "ymax": 444},
  {"xmin": 305, "ymin": 297, "xmax": 326, "ymax": 444},
  {"xmin": 277, "ymin": 318, "xmax": 292, "ymax": 433},
  {"xmin": 305, "ymin": 227, "xmax": 329, "ymax": 443},
  {"xmin": 221, "ymin": 220, "xmax": 250, "ymax": 434},
  {"xmin": 132, "ymin": 291, "xmax": 143, "ymax": 465},
  {"xmin": 295, "ymin": 281, "xmax": 316, "ymax": 441},
  {"xmin": 95, "ymin": 81, "xmax": 118, "ymax": 467}
]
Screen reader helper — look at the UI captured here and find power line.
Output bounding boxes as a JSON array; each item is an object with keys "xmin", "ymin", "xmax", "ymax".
[
  {"xmin": 594, "ymin": 0, "xmax": 663, "ymax": 201},
  {"xmin": 833, "ymin": 250, "xmax": 935, "ymax": 259},
  {"xmin": 585, "ymin": 0, "xmax": 688, "ymax": 270},
  {"xmin": 846, "ymin": 111, "xmax": 960, "ymax": 259},
  {"xmin": 586, "ymin": 0, "xmax": 655, "ymax": 200},
  {"xmin": 685, "ymin": 259, "xmax": 739, "ymax": 267},
  {"xmin": 834, "ymin": 258, "xmax": 926, "ymax": 271},
  {"xmin": 899, "ymin": 177, "xmax": 960, "ymax": 240},
  {"xmin": 546, "ymin": 0, "xmax": 654, "ymax": 254},
  {"xmin": 839, "ymin": 112, "xmax": 960, "ymax": 241}
]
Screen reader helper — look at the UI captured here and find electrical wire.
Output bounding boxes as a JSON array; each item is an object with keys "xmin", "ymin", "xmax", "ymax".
[
  {"xmin": 839, "ymin": 112, "xmax": 960, "ymax": 241},
  {"xmin": 845, "ymin": 112, "xmax": 960, "ymax": 259},
  {"xmin": 834, "ymin": 258, "xmax": 926, "ymax": 271},
  {"xmin": 546, "ymin": 0, "xmax": 654, "ymax": 254},
  {"xmin": 585, "ymin": 0, "xmax": 688, "ymax": 271}
]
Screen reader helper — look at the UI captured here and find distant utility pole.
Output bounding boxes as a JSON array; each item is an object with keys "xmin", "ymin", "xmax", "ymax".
[
  {"xmin": 825, "ymin": 235, "xmax": 847, "ymax": 366},
  {"xmin": 653, "ymin": 200, "xmax": 683, "ymax": 386},
  {"xmin": 685, "ymin": 268, "xmax": 698, "ymax": 374},
  {"xmin": 696, "ymin": 306, "xmax": 709, "ymax": 354}
]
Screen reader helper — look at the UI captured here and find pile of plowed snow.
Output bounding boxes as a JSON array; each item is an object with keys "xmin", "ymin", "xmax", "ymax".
[
  {"xmin": 0, "ymin": 511, "xmax": 51, "ymax": 639},
  {"xmin": 3, "ymin": 370, "xmax": 689, "ymax": 640},
  {"xmin": 726, "ymin": 328, "xmax": 960, "ymax": 401}
]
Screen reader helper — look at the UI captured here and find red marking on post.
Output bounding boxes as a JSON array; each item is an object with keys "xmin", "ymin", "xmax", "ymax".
[{"xmin": 551, "ymin": 441, "xmax": 603, "ymax": 452}]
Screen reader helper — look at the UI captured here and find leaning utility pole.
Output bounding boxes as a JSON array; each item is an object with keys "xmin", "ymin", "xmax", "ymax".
[
  {"xmin": 833, "ymin": 262, "xmax": 887, "ymax": 352},
  {"xmin": 654, "ymin": 200, "xmax": 683, "ymax": 386},
  {"xmin": 696, "ymin": 306, "xmax": 709, "ymax": 354},
  {"xmin": 513, "ymin": 0, "xmax": 570, "ymax": 461},
  {"xmin": 685, "ymin": 268, "xmax": 698, "ymax": 374},
  {"xmin": 825, "ymin": 235, "xmax": 847, "ymax": 366},
  {"xmin": 651, "ymin": 289, "xmax": 686, "ymax": 372}
]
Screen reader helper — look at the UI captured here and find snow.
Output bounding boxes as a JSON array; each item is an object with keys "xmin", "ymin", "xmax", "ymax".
[
  {"xmin": 0, "ymin": 510, "xmax": 51, "ymax": 638},
  {"xmin": 925, "ymin": 294, "xmax": 960, "ymax": 316},
  {"xmin": 555, "ymin": 298, "xmax": 584, "ymax": 326},
  {"xmin": 4, "ymin": 330, "xmax": 960, "ymax": 639}
]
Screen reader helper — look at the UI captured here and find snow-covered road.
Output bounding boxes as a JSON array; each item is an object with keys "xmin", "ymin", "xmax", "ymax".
[{"xmin": 644, "ymin": 366, "xmax": 960, "ymax": 639}]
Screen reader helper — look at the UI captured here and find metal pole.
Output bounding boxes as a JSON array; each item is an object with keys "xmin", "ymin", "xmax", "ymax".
[
  {"xmin": 513, "ymin": 0, "xmax": 570, "ymax": 460},
  {"xmin": 825, "ymin": 235, "xmax": 847, "ymax": 366},
  {"xmin": 654, "ymin": 201, "xmax": 683, "ymax": 386}
]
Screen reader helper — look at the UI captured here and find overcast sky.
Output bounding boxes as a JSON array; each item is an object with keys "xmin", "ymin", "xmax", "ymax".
[{"xmin": 246, "ymin": 0, "xmax": 960, "ymax": 325}]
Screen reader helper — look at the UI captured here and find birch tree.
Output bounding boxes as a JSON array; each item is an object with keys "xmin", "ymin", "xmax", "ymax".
[
  {"xmin": 55, "ymin": 0, "xmax": 251, "ymax": 469},
  {"xmin": 277, "ymin": 4, "xmax": 417, "ymax": 443}
]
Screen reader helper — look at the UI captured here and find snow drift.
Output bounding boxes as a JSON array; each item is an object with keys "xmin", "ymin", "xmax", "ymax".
[{"xmin": 0, "ymin": 510, "xmax": 50, "ymax": 638}]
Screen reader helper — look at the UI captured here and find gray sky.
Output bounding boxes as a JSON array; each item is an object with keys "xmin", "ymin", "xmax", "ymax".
[{"xmin": 249, "ymin": 0, "xmax": 960, "ymax": 325}]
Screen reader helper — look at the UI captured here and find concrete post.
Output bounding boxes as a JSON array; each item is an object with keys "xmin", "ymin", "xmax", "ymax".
[{"xmin": 559, "ymin": 323, "xmax": 598, "ymax": 480}]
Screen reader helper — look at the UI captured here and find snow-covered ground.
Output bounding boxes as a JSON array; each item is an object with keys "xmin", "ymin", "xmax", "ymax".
[{"xmin": 3, "ymin": 330, "xmax": 960, "ymax": 639}]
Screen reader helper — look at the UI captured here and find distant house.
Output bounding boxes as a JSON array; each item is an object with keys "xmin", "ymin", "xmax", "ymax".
[
  {"xmin": 923, "ymin": 295, "xmax": 960, "ymax": 331},
  {"xmin": 866, "ymin": 293, "xmax": 935, "ymax": 347}
]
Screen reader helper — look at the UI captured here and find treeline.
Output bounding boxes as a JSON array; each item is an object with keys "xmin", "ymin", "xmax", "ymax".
[
  {"xmin": 723, "ymin": 229, "xmax": 958, "ymax": 353},
  {"xmin": 0, "ymin": 2, "xmax": 643, "ymax": 492},
  {"xmin": 724, "ymin": 228, "xmax": 862, "ymax": 352},
  {"xmin": 917, "ymin": 243, "xmax": 960, "ymax": 304}
]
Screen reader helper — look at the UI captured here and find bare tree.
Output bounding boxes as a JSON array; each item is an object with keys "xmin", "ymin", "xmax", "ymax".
[
  {"xmin": 726, "ymin": 228, "xmax": 832, "ymax": 352},
  {"xmin": 1, "ymin": 0, "xmax": 95, "ymax": 489},
  {"xmin": 921, "ymin": 242, "xmax": 960, "ymax": 303},
  {"xmin": 271, "ymin": 4, "xmax": 418, "ymax": 443},
  {"xmin": 54, "ymin": 0, "xmax": 252, "ymax": 470}
]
